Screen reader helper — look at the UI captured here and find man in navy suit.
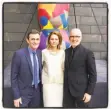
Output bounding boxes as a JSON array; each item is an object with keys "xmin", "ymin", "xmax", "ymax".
[{"xmin": 11, "ymin": 29, "xmax": 42, "ymax": 107}]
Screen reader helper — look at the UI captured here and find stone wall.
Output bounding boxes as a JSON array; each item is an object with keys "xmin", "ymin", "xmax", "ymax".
[
  {"xmin": 4, "ymin": 3, "xmax": 40, "ymax": 68},
  {"xmin": 3, "ymin": 3, "xmax": 108, "ymax": 68},
  {"xmin": 68, "ymin": 3, "xmax": 107, "ymax": 60}
]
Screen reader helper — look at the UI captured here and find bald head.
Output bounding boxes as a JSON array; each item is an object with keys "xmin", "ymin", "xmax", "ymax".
[
  {"xmin": 69, "ymin": 28, "xmax": 82, "ymax": 48},
  {"xmin": 70, "ymin": 28, "xmax": 82, "ymax": 37}
]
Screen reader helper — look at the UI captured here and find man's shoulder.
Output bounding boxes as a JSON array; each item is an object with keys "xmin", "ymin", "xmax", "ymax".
[
  {"xmin": 65, "ymin": 47, "xmax": 71, "ymax": 52},
  {"xmin": 16, "ymin": 47, "xmax": 26, "ymax": 52},
  {"xmin": 14, "ymin": 47, "xmax": 27, "ymax": 55},
  {"xmin": 81, "ymin": 44, "xmax": 93, "ymax": 54}
]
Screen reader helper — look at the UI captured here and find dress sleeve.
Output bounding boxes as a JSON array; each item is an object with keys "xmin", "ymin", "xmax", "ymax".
[
  {"xmin": 62, "ymin": 50, "xmax": 65, "ymax": 71},
  {"xmin": 42, "ymin": 50, "xmax": 45, "ymax": 67}
]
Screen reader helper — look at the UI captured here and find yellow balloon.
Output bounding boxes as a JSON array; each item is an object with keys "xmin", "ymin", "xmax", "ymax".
[{"xmin": 43, "ymin": 20, "xmax": 54, "ymax": 29}]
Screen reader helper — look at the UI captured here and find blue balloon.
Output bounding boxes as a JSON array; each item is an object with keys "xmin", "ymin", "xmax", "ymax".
[{"xmin": 40, "ymin": 16, "xmax": 48, "ymax": 26}]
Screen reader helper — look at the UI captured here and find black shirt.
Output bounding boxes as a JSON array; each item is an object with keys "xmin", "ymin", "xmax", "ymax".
[{"xmin": 69, "ymin": 44, "xmax": 80, "ymax": 65}]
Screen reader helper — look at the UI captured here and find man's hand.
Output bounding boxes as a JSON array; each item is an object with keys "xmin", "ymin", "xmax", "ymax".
[
  {"xmin": 14, "ymin": 97, "xmax": 22, "ymax": 107},
  {"xmin": 83, "ymin": 93, "xmax": 91, "ymax": 103}
]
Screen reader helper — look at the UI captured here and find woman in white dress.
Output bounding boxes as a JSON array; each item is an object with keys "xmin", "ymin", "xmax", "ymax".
[{"xmin": 42, "ymin": 31, "xmax": 65, "ymax": 107}]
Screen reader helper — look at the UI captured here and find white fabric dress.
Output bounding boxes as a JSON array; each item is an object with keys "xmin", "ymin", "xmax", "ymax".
[{"xmin": 42, "ymin": 49, "xmax": 65, "ymax": 107}]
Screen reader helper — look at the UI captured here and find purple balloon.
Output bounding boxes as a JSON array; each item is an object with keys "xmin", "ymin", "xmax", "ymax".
[{"xmin": 38, "ymin": 32, "xmax": 47, "ymax": 49}]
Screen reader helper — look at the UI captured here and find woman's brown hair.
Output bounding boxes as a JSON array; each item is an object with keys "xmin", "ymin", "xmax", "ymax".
[{"xmin": 47, "ymin": 31, "xmax": 62, "ymax": 49}]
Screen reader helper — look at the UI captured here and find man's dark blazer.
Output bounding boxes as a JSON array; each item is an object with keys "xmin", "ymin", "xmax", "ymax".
[
  {"xmin": 63, "ymin": 44, "xmax": 97, "ymax": 100},
  {"xmin": 11, "ymin": 47, "xmax": 42, "ymax": 103}
]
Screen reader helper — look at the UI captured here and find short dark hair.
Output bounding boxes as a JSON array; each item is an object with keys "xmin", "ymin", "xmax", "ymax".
[{"xmin": 27, "ymin": 29, "xmax": 40, "ymax": 39}]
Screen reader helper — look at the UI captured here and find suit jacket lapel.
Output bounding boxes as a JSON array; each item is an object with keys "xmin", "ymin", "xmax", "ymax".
[
  {"xmin": 72, "ymin": 46, "xmax": 80, "ymax": 61},
  {"xmin": 68, "ymin": 45, "xmax": 81, "ymax": 68},
  {"xmin": 24, "ymin": 47, "xmax": 33, "ymax": 75},
  {"xmin": 36, "ymin": 50, "xmax": 41, "ymax": 72},
  {"xmin": 65, "ymin": 47, "xmax": 72, "ymax": 69}
]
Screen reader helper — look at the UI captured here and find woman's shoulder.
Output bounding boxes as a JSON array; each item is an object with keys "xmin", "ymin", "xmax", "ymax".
[
  {"xmin": 42, "ymin": 48, "xmax": 48, "ymax": 53},
  {"xmin": 59, "ymin": 49, "xmax": 65, "ymax": 54},
  {"xmin": 56, "ymin": 49, "xmax": 65, "ymax": 56}
]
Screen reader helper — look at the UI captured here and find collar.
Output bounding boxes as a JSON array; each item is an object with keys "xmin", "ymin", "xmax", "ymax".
[
  {"xmin": 71, "ymin": 44, "xmax": 80, "ymax": 51},
  {"xmin": 28, "ymin": 46, "xmax": 36, "ymax": 54}
]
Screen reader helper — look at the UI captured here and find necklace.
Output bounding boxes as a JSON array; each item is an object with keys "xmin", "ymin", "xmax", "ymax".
[{"xmin": 48, "ymin": 50, "xmax": 59, "ymax": 55}]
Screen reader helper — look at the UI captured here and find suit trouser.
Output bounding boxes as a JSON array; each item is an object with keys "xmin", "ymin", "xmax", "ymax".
[
  {"xmin": 20, "ymin": 84, "xmax": 42, "ymax": 108},
  {"xmin": 63, "ymin": 88, "xmax": 88, "ymax": 108}
]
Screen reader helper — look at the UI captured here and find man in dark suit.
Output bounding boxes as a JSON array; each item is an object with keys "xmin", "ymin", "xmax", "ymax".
[
  {"xmin": 11, "ymin": 29, "xmax": 42, "ymax": 107},
  {"xmin": 63, "ymin": 28, "xmax": 97, "ymax": 107}
]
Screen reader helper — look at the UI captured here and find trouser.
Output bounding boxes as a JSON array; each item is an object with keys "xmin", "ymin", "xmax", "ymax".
[
  {"xmin": 20, "ymin": 83, "xmax": 43, "ymax": 108},
  {"xmin": 63, "ymin": 88, "xmax": 88, "ymax": 108}
]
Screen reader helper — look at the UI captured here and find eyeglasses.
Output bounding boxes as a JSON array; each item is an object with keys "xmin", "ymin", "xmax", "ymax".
[{"xmin": 69, "ymin": 36, "xmax": 80, "ymax": 38}]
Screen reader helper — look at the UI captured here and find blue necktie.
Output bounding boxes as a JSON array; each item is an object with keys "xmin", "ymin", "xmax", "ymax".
[{"xmin": 32, "ymin": 51, "xmax": 39, "ymax": 88}]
